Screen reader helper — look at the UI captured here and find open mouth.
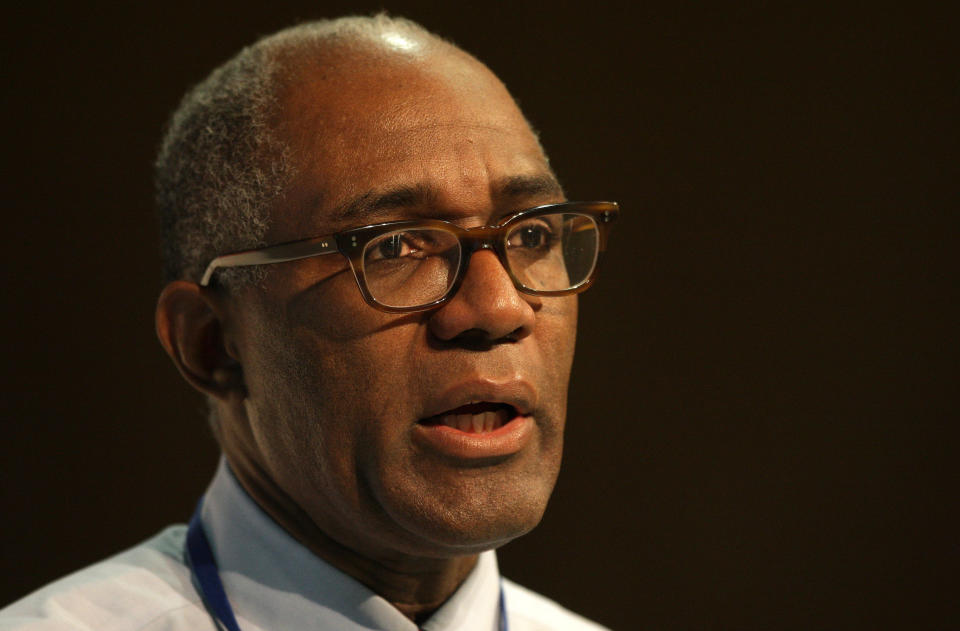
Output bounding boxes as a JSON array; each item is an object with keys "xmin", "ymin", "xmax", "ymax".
[
  {"xmin": 413, "ymin": 399, "xmax": 533, "ymax": 459},
  {"xmin": 419, "ymin": 402, "xmax": 516, "ymax": 434}
]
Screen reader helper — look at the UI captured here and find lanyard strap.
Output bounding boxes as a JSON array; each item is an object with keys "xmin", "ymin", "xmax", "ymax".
[
  {"xmin": 185, "ymin": 500, "xmax": 508, "ymax": 631},
  {"xmin": 186, "ymin": 500, "xmax": 243, "ymax": 631},
  {"xmin": 498, "ymin": 584, "xmax": 508, "ymax": 631}
]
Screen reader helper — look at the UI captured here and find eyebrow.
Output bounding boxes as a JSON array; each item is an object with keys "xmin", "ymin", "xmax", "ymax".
[
  {"xmin": 498, "ymin": 173, "xmax": 565, "ymax": 200},
  {"xmin": 332, "ymin": 184, "xmax": 437, "ymax": 224},
  {"xmin": 331, "ymin": 174, "xmax": 565, "ymax": 225}
]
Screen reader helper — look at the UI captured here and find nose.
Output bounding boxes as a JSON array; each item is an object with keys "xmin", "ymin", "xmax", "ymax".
[{"xmin": 428, "ymin": 249, "xmax": 537, "ymax": 344}]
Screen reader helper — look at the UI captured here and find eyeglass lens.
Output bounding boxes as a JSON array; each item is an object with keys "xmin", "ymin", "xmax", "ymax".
[{"xmin": 359, "ymin": 212, "xmax": 600, "ymax": 309}]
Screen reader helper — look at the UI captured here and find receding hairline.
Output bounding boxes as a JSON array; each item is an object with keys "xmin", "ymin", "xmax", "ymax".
[
  {"xmin": 249, "ymin": 19, "xmax": 552, "ymax": 225},
  {"xmin": 255, "ymin": 14, "xmax": 477, "ymax": 87},
  {"xmin": 234, "ymin": 16, "xmax": 516, "ymax": 162},
  {"xmin": 263, "ymin": 20, "xmax": 501, "ymax": 113}
]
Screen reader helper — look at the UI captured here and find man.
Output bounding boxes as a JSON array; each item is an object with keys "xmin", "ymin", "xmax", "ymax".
[{"xmin": 1, "ymin": 14, "xmax": 617, "ymax": 630}]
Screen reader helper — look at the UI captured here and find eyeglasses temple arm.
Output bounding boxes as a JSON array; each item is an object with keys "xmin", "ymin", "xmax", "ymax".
[{"xmin": 199, "ymin": 237, "xmax": 339, "ymax": 286}]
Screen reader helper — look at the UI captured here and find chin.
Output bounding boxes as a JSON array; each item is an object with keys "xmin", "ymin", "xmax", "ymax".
[
  {"xmin": 377, "ymin": 468, "xmax": 559, "ymax": 557},
  {"xmin": 403, "ymin": 506, "xmax": 550, "ymax": 557}
]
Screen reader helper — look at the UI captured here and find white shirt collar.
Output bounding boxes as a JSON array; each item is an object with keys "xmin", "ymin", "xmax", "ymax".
[{"xmin": 200, "ymin": 458, "xmax": 503, "ymax": 631}]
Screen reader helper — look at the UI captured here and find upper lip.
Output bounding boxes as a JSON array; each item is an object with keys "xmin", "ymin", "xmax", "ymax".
[{"xmin": 419, "ymin": 376, "xmax": 537, "ymax": 421}]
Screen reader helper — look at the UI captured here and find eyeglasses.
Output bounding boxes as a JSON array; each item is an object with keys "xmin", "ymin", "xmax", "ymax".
[{"xmin": 200, "ymin": 201, "xmax": 619, "ymax": 313}]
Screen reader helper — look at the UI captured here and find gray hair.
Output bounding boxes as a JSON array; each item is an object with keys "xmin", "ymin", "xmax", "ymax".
[{"xmin": 154, "ymin": 14, "xmax": 444, "ymax": 286}]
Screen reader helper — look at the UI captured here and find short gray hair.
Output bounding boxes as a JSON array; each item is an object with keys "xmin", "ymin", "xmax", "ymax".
[{"xmin": 154, "ymin": 14, "xmax": 444, "ymax": 286}]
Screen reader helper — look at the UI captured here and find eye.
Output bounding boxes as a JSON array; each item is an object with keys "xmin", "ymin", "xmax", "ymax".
[
  {"xmin": 376, "ymin": 234, "xmax": 406, "ymax": 259},
  {"xmin": 508, "ymin": 220, "xmax": 556, "ymax": 250},
  {"xmin": 369, "ymin": 233, "xmax": 422, "ymax": 261}
]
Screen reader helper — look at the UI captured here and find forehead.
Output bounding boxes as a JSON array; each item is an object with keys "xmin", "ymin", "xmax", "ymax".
[{"xmin": 270, "ymin": 45, "xmax": 558, "ymax": 237}]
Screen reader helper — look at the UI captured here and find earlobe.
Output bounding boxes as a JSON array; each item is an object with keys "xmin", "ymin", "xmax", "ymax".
[{"xmin": 156, "ymin": 281, "xmax": 244, "ymax": 400}]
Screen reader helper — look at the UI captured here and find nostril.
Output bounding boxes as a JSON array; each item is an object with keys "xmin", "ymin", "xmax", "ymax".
[
  {"xmin": 503, "ymin": 325, "xmax": 527, "ymax": 343},
  {"xmin": 455, "ymin": 324, "xmax": 528, "ymax": 349},
  {"xmin": 449, "ymin": 328, "xmax": 499, "ymax": 351}
]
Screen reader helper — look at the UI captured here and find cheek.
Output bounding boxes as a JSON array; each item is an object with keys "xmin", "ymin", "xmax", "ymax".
[
  {"xmin": 284, "ymin": 266, "xmax": 383, "ymax": 341},
  {"xmin": 538, "ymin": 295, "xmax": 579, "ymax": 387},
  {"xmin": 245, "ymin": 288, "xmax": 424, "ymax": 460},
  {"xmin": 239, "ymin": 323, "xmax": 423, "ymax": 538}
]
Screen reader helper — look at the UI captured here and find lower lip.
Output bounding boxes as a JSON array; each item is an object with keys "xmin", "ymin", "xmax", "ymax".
[{"xmin": 412, "ymin": 414, "xmax": 534, "ymax": 461}]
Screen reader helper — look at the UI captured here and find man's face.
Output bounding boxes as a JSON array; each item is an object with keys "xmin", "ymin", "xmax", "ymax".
[{"xmin": 223, "ymin": 45, "xmax": 577, "ymax": 561}]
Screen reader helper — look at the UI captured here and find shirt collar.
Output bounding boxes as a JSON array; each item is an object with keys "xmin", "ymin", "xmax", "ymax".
[{"xmin": 200, "ymin": 458, "xmax": 502, "ymax": 631}]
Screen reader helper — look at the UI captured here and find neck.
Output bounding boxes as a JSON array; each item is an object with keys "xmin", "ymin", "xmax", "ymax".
[{"xmin": 222, "ymin": 448, "xmax": 478, "ymax": 622}]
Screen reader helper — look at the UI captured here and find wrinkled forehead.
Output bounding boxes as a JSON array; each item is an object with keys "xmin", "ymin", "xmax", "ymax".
[
  {"xmin": 276, "ymin": 42, "xmax": 537, "ymax": 155},
  {"xmin": 265, "ymin": 42, "xmax": 554, "ymax": 237}
]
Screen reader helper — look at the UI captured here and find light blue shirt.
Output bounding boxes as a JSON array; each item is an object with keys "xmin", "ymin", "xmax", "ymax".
[{"xmin": 1, "ymin": 460, "xmax": 609, "ymax": 630}]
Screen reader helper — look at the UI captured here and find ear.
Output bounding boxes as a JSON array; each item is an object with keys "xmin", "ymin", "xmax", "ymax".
[{"xmin": 156, "ymin": 281, "xmax": 244, "ymax": 400}]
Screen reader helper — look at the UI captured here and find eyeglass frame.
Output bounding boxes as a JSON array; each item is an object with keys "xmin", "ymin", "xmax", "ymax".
[{"xmin": 199, "ymin": 200, "xmax": 619, "ymax": 313}]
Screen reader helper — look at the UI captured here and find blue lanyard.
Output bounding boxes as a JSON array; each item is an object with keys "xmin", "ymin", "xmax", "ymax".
[
  {"xmin": 185, "ymin": 501, "xmax": 508, "ymax": 631},
  {"xmin": 185, "ymin": 502, "xmax": 242, "ymax": 631}
]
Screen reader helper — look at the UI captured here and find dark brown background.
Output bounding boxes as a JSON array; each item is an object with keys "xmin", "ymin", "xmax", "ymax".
[{"xmin": 2, "ymin": 2, "xmax": 956, "ymax": 629}]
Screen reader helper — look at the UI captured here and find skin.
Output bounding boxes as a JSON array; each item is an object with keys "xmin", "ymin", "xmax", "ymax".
[{"xmin": 157, "ymin": 32, "xmax": 577, "ymax": 622}]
